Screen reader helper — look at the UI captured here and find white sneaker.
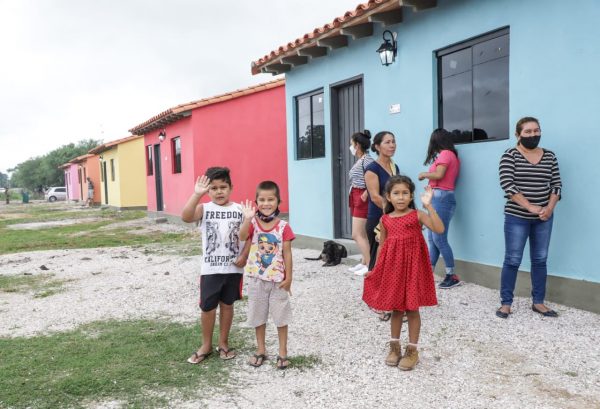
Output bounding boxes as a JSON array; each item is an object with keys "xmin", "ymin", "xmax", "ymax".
[
  {"xmin": 354, "ymin": 265, "xmax": 369, "ymax": 276},
  {"xmin": 348, "ymin": 263, "xmax": 365, "ymax": 273}
]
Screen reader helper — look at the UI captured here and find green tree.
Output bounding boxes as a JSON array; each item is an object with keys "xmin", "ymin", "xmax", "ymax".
[{"xmin": 9, "ymin": 139, "xmax": 101, "ymax": 190}]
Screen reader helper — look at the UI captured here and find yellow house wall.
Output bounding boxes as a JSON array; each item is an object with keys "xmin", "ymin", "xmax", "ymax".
[
  {"xmin": 100, "ymin": 149, "xmax": 121, "ymax": 207},
  {"xmin": 117, "ymin": 138, "xmax": 147, "ymax": 208}
]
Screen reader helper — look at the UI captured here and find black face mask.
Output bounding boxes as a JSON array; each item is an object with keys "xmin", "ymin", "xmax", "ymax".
[
  {"xmin": 256, "ymin": 208, "xmax": 280, "ymax": 222},
  {"xmin": 520, "ymin": 135, "xmax": 541, "ymax": 149}
]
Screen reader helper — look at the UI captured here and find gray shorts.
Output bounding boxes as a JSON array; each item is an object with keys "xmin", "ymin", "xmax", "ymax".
[
  {"xmin": 246, "ymin": 276, "xmax": 292, "ymax": 328},
  {"xmin": 87, "ymin": 190, "xmax": 94, "ymax": 199}
]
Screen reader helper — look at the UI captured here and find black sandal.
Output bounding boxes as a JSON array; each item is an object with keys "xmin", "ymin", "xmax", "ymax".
[
  {"xmin": 495, "ymin": 308, "xmax": 509, "ymax": 319},
  {"xmin": 276, "ymin": 355, "xmax": 290, "ymax": 370},
  {"xmin": 532, "ymin": 304, "xmax": 558, "ymax": 317},
  {"xmin": 216, "ymin": 346, "xmax": 237, "ymax": 360},
  {"xmin": 248, "ymin": 354, "xmax": 267, "ymax": 367},
  {"xmin": 379, "ymin": 312, "xmax": 392, "ymax": 322}
]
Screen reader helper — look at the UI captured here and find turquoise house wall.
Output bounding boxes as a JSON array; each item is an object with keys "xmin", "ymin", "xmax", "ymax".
[{"xmin": 283, "ymin": 0, "xmax": 600, "ymax": 283}]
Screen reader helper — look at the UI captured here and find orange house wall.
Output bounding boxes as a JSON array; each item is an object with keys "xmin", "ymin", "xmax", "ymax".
[{"xmin": 82, "ymin": 156, "xmax": 101, "ymax": 204}]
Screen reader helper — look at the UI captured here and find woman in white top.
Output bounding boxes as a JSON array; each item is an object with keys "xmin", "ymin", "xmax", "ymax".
[{"xmin": 347, "ymin": 130, "xmax": 374, "ymax": 276}]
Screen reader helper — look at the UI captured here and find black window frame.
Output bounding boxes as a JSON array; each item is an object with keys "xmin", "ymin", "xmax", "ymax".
[
  {"xmin": 436, "ymin": 27, "xmax": 510, "ymax": 145},
  {"xmin": 172, "ymin": 137, "xmax": 182, "ymax": 174},
  {"xmin": 146, "ymin": 145, "xmax": 154, "ymax": 176},
  {"xmin": 295, "ymin": 89, "xmax": 325, "ymax": 160}
]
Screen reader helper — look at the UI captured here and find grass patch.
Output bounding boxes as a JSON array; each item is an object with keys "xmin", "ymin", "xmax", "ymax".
[
  {"xmin": 0, "ymin": 207, "xmax": 145, "ymax": 227},
  {"xmin": 0, "ymin": 203, "xmax": 196, "ymax": 254},
  {"xmin": 0, "ymin": 319, "xmax": 248, "ymax": 408},
  {"xmin": 0, "ymin": 219, "xmax": 191, "ymax": 255},
  {"xmin": 0, "ymin": 274, "xmax": 71, "ymax": 297},
  {"xmin": 289, "ymin": 354, "xmax": 321, "ymax": 370}
]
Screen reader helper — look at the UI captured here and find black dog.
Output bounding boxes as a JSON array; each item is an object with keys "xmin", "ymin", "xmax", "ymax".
[{"xmin": 305, "ymin": 240, "xmax": 348, "ymax": 266}]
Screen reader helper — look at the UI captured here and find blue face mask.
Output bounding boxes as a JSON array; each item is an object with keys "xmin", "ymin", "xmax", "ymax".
[{"xmin": 260, "ymin": 253, "xmax": 276, "ymax": 268}]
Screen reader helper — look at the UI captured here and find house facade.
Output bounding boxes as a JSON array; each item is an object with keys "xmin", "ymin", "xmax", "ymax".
[
  {"xmin": 89, "ymin": 135, "xmax": 147, "ymax": 209},
  {"xmin": 252, "ymin": 0, "xmax": 600, "ymax": 311},
  {"xmin": 61, "ymin": 162, "xmax": 81, "ymax": 202},
  {"xmin": 69, "ymin": 153, "xmax": 102, "ymax": 205},
  {"xmin": 129, "ymin": 79, "xmax": 288, "ymax": 218}
]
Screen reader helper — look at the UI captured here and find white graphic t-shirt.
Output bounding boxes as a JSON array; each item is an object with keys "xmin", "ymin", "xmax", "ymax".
[{"xmin": 199, "ymin": 202, "xmax": 244, "ymax": 275}]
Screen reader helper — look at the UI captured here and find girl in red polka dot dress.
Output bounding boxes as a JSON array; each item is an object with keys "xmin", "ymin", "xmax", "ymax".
[{"xmin": 363, "ymin": 175, "xmax": 444, "ymax": 370}]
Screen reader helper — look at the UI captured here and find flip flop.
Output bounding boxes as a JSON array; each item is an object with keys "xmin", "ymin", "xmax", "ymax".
[
  {"xmin": 216, "ymin": 346, "xmax": 237, "ymax": 360},
  {"xmin": 248, "ymin": 353, "xmax": 267, "ymax": 367},
  {"xmin": 379, "ymin": 312, "xmax": 392, "ymax": 322},
  {"xmin": 276, "ymin": 355, "xmax": 290, "ymax": 370},
  {"xmin": 187, "ymin": 350, "xmax": 212, "ymax": 364}
]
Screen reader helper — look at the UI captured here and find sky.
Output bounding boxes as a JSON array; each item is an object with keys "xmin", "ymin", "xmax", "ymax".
[{"xmin": 0, "ymin": 0, "xmax": 361, "ymax": 174}]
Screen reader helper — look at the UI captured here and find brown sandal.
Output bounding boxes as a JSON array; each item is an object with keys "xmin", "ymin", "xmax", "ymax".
[{"xmin": 187, "ymin": 350, "xmax": 212, "ymax": 364}]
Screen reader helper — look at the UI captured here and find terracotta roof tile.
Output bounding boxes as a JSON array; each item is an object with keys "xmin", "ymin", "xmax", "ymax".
[
  {"xmin": 129, "ymin": 78, "xmax": 285, "ymax": 134},
  {"xmin": 251, "ymin": 0, "xmax": 395, "ymax": 74}
]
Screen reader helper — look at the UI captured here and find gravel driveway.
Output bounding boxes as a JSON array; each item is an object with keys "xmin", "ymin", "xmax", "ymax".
[{"xmin": 1, "ymin": 244, "xmax": 599, "ymax": 409}]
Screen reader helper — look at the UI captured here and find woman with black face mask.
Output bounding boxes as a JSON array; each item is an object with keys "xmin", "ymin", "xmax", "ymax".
[{"xmin": 497, "ymin": 117, "xmax": 562, "ymax": 319}]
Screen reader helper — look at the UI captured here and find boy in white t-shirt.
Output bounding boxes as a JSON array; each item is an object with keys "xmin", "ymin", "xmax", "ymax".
[
  {"xmin": 181, "ymin": 167, "xmax": 247, "ymax": 364},
  {"xmin": 239, "ymin": 181, "xmax": 295, "ymax": 369}
]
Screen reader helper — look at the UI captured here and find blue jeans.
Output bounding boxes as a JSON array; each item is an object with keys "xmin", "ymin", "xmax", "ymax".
[
  {"xmin": 500, "ymin": 214, "xmax": 554, "ymax": 306},
  {"xmin": 427, "ymin": 189, "xmax": 456, "ymax": 272}
]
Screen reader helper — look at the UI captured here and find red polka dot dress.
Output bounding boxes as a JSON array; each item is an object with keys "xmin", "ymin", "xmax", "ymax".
[{"xmin": 363, "ymin": 211, "xmax": 438, "ymax": 311}]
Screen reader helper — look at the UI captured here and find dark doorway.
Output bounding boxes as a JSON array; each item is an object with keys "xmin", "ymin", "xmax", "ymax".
[
  {"xmin": 331, "ymin": 76, "xmax": 364, "ymax": 239},
  {"xmin": 102, "ymin": 162, "xmax": 109, "ymax": 204},
  {"xmin": 153, "ymin": 144, "xmax": 164, "ymax": 211},
  {"xmin": 78, "ymin": 168, "xmax": 83, "ymax": 200}
]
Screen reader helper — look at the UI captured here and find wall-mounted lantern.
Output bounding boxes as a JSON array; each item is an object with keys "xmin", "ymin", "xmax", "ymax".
[
  {"xmin": 376, "ymin": 30, "xmax": 397, "ymax": 66},
  {"xmin": 158, "ymin": 130, "xmax": 166, "ymax": 142}
]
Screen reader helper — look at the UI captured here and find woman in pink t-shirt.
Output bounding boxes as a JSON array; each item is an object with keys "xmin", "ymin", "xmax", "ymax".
[{"xmin": 418, "ymin": 129, "xmax": 461, "ymax": 289}]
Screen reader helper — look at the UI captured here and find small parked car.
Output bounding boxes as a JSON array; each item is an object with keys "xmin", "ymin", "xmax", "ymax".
[{"xmin": 45, "ymin": 187, "xmax": 67, "ymax": 202}]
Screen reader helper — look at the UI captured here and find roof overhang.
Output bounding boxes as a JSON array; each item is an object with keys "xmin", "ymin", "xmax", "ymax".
[
  {"xmin": 88, "ymin": 135, "xmax": 143, "ymax": 155},
  {"xmin": 251, "ymin": 0, "xmax": 437, "ymax": 75},
  {"xmin": 128, "ymin": 78, "xmax": 285, "ymax": 135}
]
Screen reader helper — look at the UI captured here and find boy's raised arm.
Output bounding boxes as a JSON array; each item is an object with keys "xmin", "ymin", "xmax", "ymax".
[
  {"xmin": 238, "ymin": 199, "xmax": 256, "ymax": 241},
  {"xmin": 182, "ymin": 176, "xmax": 210, "ymax": 223}
]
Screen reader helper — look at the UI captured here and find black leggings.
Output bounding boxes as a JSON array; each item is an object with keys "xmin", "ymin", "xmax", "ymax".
[{"xmin": 366, "ymin": 217, "xmax": 380, "ymax": 270}]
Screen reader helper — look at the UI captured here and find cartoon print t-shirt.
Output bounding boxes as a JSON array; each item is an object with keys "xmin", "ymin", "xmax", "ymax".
[
  {"xmin": 199, "ymin": 202, "xmax": 244, "ymax": 275},
  {"xmin": 244, "ymin": 218, "xmax": 295, "ymax": 283}
]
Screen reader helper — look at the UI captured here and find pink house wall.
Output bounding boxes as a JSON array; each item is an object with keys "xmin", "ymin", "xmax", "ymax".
[
  {"xmin": 144, "ymin": 84, "xmax": 287, "ymax": 217},
  {"xmin": 193, "ymin": 85, "xmax": 288, "ymax": 210},
  {"xmin": 144, "ymin": 117, "xmax": 194, "ymax": 215},
  {"xmin": 65, "ymin": 163, "xmax": 81, "ymax": 201}
]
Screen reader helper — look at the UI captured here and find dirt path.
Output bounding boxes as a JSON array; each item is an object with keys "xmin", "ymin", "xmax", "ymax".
[{"xmin": 1, "ymin": 241, "xmax": 599, "ymax": 408}]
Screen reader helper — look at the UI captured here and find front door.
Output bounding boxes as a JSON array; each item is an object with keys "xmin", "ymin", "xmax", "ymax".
[
  {"xmin": 153, "ymin": 144, "xmax": 164, "ymax": 211},
  {"xmin": 331, "ymin": 77, "xmax": 364, "ymax": 239},
  {"xmin": 78, "ymin": 168, "xmax": 83, "ymax": 199},
  {"xmin": 102, "ymin": 162, "xmax": 109, "ymax": 204}
]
